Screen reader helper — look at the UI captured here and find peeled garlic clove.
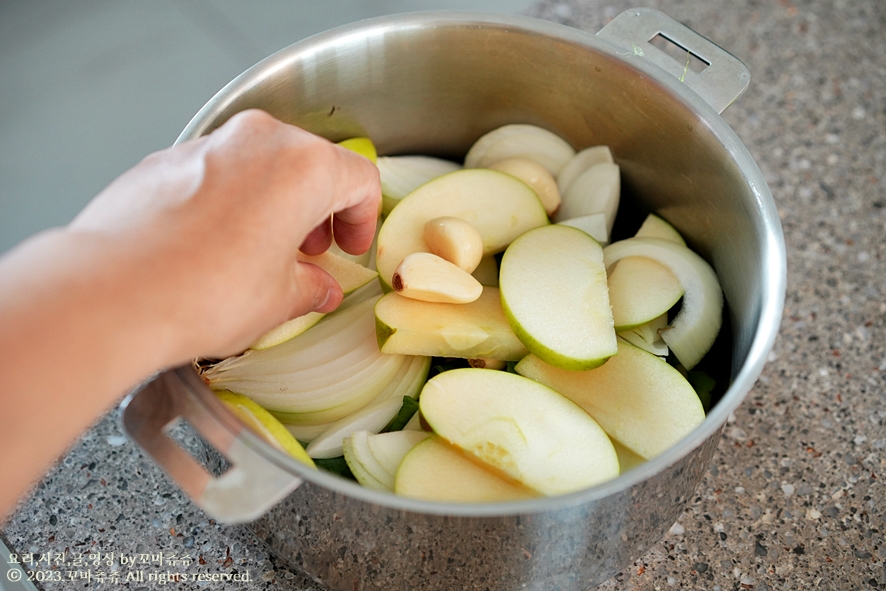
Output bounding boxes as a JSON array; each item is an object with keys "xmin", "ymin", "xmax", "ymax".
[
  {"xmin": 392, "ymin": 252, "xmax": 483, "ymax": 304},
  {"xmin": 488, "ymin": 157, "xmax": 562, "ymax": 216},
  {"xmin": 423, "ymin": 216, "xmax": 484, "ymax": 273}
]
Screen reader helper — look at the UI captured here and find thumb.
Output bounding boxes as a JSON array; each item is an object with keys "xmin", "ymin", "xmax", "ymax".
[{"xmin": 287, "ymin": 261, "xmax": 343, "ymax": 319}]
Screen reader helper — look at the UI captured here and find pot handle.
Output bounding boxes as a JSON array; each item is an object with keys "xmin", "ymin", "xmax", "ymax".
[
  {"xmin": 119, "ymin": 368, "xmax": 304, "ymax": 524},
  {"xmin": 596, "ymin": 8, "xmax": 750, "ymax": 114}
]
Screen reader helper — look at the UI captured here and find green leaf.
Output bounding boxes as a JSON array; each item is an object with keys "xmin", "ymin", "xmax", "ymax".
[
  {"xmin": 687, "ymin": 370, "xmax": 716, "ymax": 412},
  {"xmin": 383, "ymin": 396, "xmax": 420, "ymax": 432},
  {"xmin": 313, "ymin": 456, "xmax": 356, "ymax": 481}
]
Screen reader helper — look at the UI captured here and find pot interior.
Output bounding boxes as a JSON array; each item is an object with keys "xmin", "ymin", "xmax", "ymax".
[{"xmin": 180, "ymin": 11, "xmax": 784, "ymax": 507}]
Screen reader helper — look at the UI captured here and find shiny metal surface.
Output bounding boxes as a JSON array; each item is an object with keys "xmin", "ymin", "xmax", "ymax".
[
  {"xmin": 120, "ymin": 370, "xmax": 303, "ymax": 524},
  {"xmin": 121, "ymin": 9, "xmax": 786, "ymax": 590},
  {"xmin": 596, "ymin": 8, "xmax": 750, "ymax": 114}
]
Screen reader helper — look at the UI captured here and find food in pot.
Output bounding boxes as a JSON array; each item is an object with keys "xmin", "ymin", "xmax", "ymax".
[{"xmin": 200, "ymin": 124, "xmax": 723, "ymax": 502}]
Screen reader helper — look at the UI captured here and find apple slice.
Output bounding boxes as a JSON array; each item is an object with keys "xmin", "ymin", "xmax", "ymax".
[
  {"xmin": 553, "ymin": 162, "xmax": 620, "ymax": 235},
  {"xmin": 608, "ymin": 256, "xmax": 683, "ymax": 331},
  {"xmin": 557, "ymin": 145, "xmax": 614, "ymax": 195},
  {"xmin": 612, "ymin": 439, "xmax": 646, "ymax": 473},
  {"xmin": 375, "ymin": 288, "xmax": 528, "ymax": 360},
  {"xmin": 499, "ymin": 224, "xmax": 616, "ymax": 371},
  {"xmin": 603, "ymin": 237, "xmax": 723, "ymax": 370},
  {"xmin": 376, "ymin": 155, "xmax": 461, "ymax": 215},
  {"xmin": 515, "ymin": 338, "xmax": 705, "ymax": 460},
  {"xmin": 250, "ymin": 251, "xmax": 378, "ymax": 349},
  {"xmin": 557, "ymin": 213, "xmax": 609, "ymax": 245},
  {"xmin": 635, "ymin": 213, "xmax": 686, "ymax": 246},
  {"xmin": 337, "ymin": 137, "xmax": 377, "ymax": 163},
  {"xmin": 618, "ymin": 312, "xmax": 669, "ymax": 357},
  {"xmin": 375, "ymin": 168, "xmax": 548, "ymax": 290},
  {"xmin": 215, "ymin": 390, "xmax": 315, "ymax": 467},
  {"xmin": 394, "ymin": 436, "xmax": 537, "ymax": 502},
  {"xmin": 464, "ymin": 124, "xmax": 576, "ymax": 175},
  {"xmin": 420, "ymin": 368, "xmax": 619, "ymax": 495}
]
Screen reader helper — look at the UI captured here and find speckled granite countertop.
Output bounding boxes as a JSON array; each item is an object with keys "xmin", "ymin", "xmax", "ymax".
[{"xmin": 3, "ymin": 0, "xmax": 884, "ymax": 589}]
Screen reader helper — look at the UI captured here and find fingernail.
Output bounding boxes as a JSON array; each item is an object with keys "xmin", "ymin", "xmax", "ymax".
[{"xmin": 315, "ymin": 285, "xmax": 342, "ymax": 313}]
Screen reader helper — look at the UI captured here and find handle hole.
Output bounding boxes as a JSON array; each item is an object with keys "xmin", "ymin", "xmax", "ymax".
[
  {"xmin": 164, "ymin": 417, "xmax": 232, "ymax": 476},
  {"xmin": 649, "ymin": 33, "xmax": 710, "ymax": 74}
]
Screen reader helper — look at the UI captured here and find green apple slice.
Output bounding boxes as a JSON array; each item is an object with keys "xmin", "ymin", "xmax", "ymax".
[
  {"xmin": 464, "ymin": 124, "xmax": 576, "ymax": 175},
  {"xmin": 376, "ymin": 155, "xmax": 461, "ymax": 215},
  {"xmin": 375, "ymin": 288, "xmax": 528, "ymax": 360},
  {"xmin": 375, "ymin": 168, "xmax": 548, "ymax": 290},
  {"xmin": 394, "ymin": 436, "xmax": 537, "ymax": 502},
  {"xmin": 420, "ymin": 368, "xmax": 619, "ymax": 496},
  {"xmin": 603, "ymin": 237, "xmax": 723, "ymax": 370},
  {"xmin": 612, "ymin": 439, "xmax": 646, "ymax": 473},
  {"xmin": 557, "ymin": 213, "xmax": 609, "ymax": 245},
  {"xmin": 608, "ymin": 256, "xmax": 684, "ymax": 331},
  {"xmin": 214, "ymin": 390, "xmax": 315, "ymax": 467},
  {"xmin": 516, "ymin": 338, "xmax": 705, "ymax": 460},
  {"xmin": 250, "ymin": 251, "xmax": 378, "ymax": 349},
  {"xmin": 553, "ymin": 162, "xmax": 620, "ymax": 235},
  {"xmin": 337, "ymin": 137, "xmax": 377, "ymax": 162},
  {"xmin": 499, "ymin": 224, "xmax": 617, "ymax": 371},
  {"xmin": 618, "ymin": 312, "xmax": 669, "ymax": 357},
  {"xmin": 635, "ymin": 213, "xmax": 686, "ymax": 246},
  {"xmin": 557, "ymin": 145, "xmax": 614, "ymax": 195}
]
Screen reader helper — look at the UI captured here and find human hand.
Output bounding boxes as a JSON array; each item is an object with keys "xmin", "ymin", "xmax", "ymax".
[{"xmin": 70, "ymin": 109, "xmax": 381, "ymax": 362}]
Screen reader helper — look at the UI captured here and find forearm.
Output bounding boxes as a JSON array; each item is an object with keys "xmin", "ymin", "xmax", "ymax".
[{"xmin": 0, "ymin": 228, "xmax": 185, "ymax": 519}]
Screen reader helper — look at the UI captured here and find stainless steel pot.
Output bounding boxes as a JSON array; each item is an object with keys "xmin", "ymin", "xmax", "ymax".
[{"xmin": 121, "ymin": 9, "xmax": 786, "ymax": 591}]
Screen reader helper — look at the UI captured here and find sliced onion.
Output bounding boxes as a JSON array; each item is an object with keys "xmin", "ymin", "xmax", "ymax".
[{"xmin": 603, "ymin": 237, "xmax": 723, "ymax": 370}]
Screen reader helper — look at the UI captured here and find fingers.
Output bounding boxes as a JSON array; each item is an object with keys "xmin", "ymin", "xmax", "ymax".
[
  {"xmin": 328, "ymin": 145, "xmax": 381, "ymax": 255},
  {"xmin": 288, "ymin": 262, "xmax": 344, "ymax": 319},
  {"xmin": 300, "ymin": 216, "xmax": 333, "ymax": 255}
]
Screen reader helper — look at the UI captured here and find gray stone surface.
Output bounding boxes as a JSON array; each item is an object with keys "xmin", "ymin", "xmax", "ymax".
[{"xmin": 3, "ymin": 0, "xmax": 885, "ymax": 590}]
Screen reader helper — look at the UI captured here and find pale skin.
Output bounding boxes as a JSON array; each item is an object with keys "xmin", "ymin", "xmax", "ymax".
[{"xmin": 0, "ymin": 110, "xmax": 381, "ymax": 521}]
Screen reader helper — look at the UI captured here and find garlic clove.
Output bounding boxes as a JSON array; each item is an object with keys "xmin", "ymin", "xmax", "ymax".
[
  {"xmin": 423, "ymin": 216, "xmax": 484, "ymax": 273},
  {"xmin": 488, "ymin": 157, "xmax": 562, "ymax": 216},
  {"xmin": 392, "ymin": 252, "xmax": 483, "ymax": 304}
]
